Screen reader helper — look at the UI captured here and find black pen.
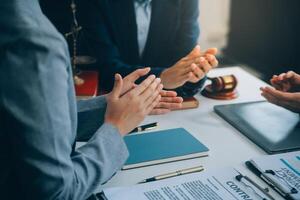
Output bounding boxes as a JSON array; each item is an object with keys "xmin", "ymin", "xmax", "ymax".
[
  {"xmin": 246, "ymin": 161, "xmax": 295, "ymax": 200},
  {"xmin": 235, "ymin": 170, "xmax": 275, "ymax": 200},
  {"xmin": 129, "ymin": 122, "xmax": 158, "ymax": 134}
]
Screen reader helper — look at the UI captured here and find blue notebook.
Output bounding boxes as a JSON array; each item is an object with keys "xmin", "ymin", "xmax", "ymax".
[{"xmin": 123, "ymin": 128, "xmax": 209, "ymax": 170}]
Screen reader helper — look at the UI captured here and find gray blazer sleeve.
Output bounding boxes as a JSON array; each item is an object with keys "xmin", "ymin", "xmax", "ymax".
[{"xmin": 0, "ymin": 2, "xmax": 128, "ymax": 199}]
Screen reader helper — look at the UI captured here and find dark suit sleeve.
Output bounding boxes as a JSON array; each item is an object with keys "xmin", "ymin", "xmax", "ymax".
[
  {"xmin": 76, "ymin": 96, "xmax": 108, "ymax": 141},
  {"xmin": 0, "ymin": 11, "xmax": 128, "ymax": 200},
  {"xmin": 172, "ymin": 0, "xmax": 206, "ymax": 97}
]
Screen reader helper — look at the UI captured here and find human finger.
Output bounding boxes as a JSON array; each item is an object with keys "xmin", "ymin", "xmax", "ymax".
[
  {"xmin": 126, "ymin": 67, "xmax": 151, "ymax": 82},
  {"xmin": 181, "ymin": 56, "xmax": 202, "ymax": 68},
  {"xmin": 186, "ymin": 45, "xmax": 201, "ymax": 59},
  {"xmin": 199, "ymin": 57, "xmax": 212, "ymax": 74},
  {"xmin": 270, "ymin": 75, "xmax": 280, "ymax": 83},
  {"xmin": 270, "ymin": 75, "xmax": 278, "ymax": 84},
  {"xmin": 266, "ymin": 89, "xmax": 300, "ymax": 110},
  {"xmin": 260, "ymin": 88, "xmax": 287, "ymax": 107},
  {"xmin": 149, "ymin": 108, "xmax": 171, "ymax": 115},
  {"xmin": 155, "ymin": 101, "xmax": 183, "ymax": 110},
  {"xmin": 142, "ymin": 81, "xmax": 163, "ymax": 104},
  {"xmin": 261, "ymin": 87, "xmax": 295, "ymax": 102},
  {"xmin": 285, "ymin": 71, "xmax": 300, "ymax": 82},
  {"xmin": 191, "ymin": 63, "xmax": 205, "ymax": 79},
  {"xmin": 180, "ymin": 62, "xmax": 197, "ymax": 76},
  {"xmin": 132, "ymin": 75, "xmax": 156, "ymax": 95},
  {"xmin": 188, "ymin": 71, "xmax": 201, "ymax": 83},
  {"xmin": 278, "ymin": 73, "xmax": 286, "ymax": 81},
  {"xmin": 111, "ymin": 74, "xmax": 123, "ymax": 99},
  {"xmin": 160, "ymin": 96, "xmax": 183, "ymax": 103},
  {"xmin": 285, "ymin": 71, "xmax": 295, "ymax": 79},
  {"xmin": 160, "ymin": 90, "xmax": 178, "ymax": 98},
  {"xmin": 204, "ymin": 48, "xmax": 218, "ymax": 56},
  {"xmin": 206, "ymin": 54, "xmax": 219, "ymax": 68},
  {"xmin": 261, "ymin": 91, "xmax": 298, "ymax": 112},
  {"xmin": 270, "ymin": 78, "xmax": 283, "ymax": 90},
  {"xmin": 146, "ymin": 95, "xmax": 162, "ymax": 115}
]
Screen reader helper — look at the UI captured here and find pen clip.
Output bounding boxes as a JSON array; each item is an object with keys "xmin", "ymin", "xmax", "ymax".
[
  {"xmin": 144, "ymin": 126, "xmax": 156, "ymax": 131},
  {"xmin": 234, "ymin": 170, "xmax": 273, "ymax": 200},
  {"xmin": 264, "ymin": 169, "xmax": 298, "ymax": 194}
]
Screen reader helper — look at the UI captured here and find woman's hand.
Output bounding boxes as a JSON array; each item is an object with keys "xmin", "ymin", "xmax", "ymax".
[{"xmin": 105, "ymin": 74, "xmax": 163, "ymax": 135}]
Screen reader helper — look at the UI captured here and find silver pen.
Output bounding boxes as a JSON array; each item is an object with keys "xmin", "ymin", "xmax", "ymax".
[{"xmin": 138, "ymin": 166, "xmax": 204, "ymax": 184}]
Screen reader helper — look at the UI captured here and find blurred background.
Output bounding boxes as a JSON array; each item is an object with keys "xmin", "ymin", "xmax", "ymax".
[{"xmin": 40, "ymin": 0, "xmax": 299, "ymax": 82}]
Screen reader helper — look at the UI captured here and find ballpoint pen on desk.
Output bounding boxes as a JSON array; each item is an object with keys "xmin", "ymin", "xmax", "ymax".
[
  {"xmin": 138, "ymin": 166, "xmax": 204, "ymax": 184},
  {"xmin": 129, "ymin": 122, "xmax": 158, "ymax": 134},
  {"xmin": 246, "ymin": 161, "xmax": 297, "ymax": 200},
  {"xmin": 235, "ymin": 170, "xmax": 275, "ymax": 200},
  {"xmin": 264, "ymin": 169, "xmax": 298, "ymax": 195}
]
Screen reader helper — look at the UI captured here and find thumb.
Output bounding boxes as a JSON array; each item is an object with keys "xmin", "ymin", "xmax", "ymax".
[
  {"xmin": 204, "ymin": 48, "xmax": 218, "ymax": 56},
  {"xmin": 187, "ymin": 45, "xmax": 201, "ymax": 58},
  {"xmin": 111, "ymin": 73, "xmax": 123, "ymax": 99}
]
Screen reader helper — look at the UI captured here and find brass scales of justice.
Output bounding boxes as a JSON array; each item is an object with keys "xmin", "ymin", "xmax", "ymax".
[{"xmin": 65, "ymin": 0, "xmax": 97, "ymax": 86}]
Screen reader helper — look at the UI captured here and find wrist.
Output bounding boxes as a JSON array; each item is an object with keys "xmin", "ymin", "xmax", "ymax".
[
  {"xmin": 104, "ymin": 118, "xmax": 124, "ymax": 136},
  {"xmin": 160, "ymin": 69, "xmax": 174, "ymax": 89}
]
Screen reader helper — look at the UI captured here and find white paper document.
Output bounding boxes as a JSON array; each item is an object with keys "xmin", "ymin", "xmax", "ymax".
[
  {"xmin": 250, "ymin": 151, "xmax": 300, "ymax": 200},
  {"xmin": 103, "ymin": 167, "xmax": 272, "ymax": 200}
]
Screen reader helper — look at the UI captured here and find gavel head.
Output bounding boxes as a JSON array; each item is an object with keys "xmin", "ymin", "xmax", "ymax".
[{"xmin": 210, "ymin": 75, "xmax": 238, "ymax": 93}]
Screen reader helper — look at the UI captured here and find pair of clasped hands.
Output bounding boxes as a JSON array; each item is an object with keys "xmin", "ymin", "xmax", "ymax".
[
  {"xmin": 261, "ymin": 71, "xmax": 300, "ymax": 113},
  {"xmin": 105, "ymin": 45, "xmax": 218, "ymax": 136}
]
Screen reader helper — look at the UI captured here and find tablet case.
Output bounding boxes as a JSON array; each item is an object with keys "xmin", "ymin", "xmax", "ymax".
[{"xmin": 214, "ymin": 101, "xmax": 300, "ymax": 154}]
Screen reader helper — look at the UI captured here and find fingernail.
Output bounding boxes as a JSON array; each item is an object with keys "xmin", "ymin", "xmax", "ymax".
[{"xmin": 149, "ymin": 74, "xmax": 156, "ymax": 79}]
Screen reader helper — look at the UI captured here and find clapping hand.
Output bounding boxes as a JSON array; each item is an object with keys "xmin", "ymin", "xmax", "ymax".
[
  {"xmin": 105, "ymin": 73, "xmax": 162, "ymax": 135},
  {"xmin": 260, "ymin": 71, "xmax": 300, "ymax": 113},
  {"xmin": 160, "ymin": 45, "xmax": 218, "ymax": 89},
  {"xmin": 150, "ymin": 90, "xmax": 183, "ymax": 115},
  {"xmin": 117, "ymin": 68, "xmax": 183, "ymax": 115}
]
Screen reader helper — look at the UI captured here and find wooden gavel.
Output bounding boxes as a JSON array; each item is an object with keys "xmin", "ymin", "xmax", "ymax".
[
  {"xmin": 207, "ymin": 75, "xmax": 238, "ymax": 93},
  {"xmin": 202, "ymin": 75, "xmax": 238, "ymax": 100}
]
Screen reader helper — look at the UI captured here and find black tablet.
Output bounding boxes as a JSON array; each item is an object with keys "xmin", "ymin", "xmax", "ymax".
[{"xmin": 214, "ymin": 101, "xmax": 300, "ymax": 154}]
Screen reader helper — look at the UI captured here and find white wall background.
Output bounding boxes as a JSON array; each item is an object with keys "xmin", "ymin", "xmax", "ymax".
[{"xmin": 198, "ymin": 0, "xmax": 231, "ymax": 52}]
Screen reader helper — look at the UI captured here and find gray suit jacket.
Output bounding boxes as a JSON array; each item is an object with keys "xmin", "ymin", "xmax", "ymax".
[{"xmin": 0, "ymin": 1, "xmax": 128, "ymax": 199}]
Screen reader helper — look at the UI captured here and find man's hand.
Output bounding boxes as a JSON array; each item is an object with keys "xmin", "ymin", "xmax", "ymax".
[
  {"xmin": 270, "ymin": 71, "xmax": 300, "ymax": 92},
  {"xmin": 186, "ymin": 47, "xmax": 218, "ymax": 83},
  {"xmin": 150, "ymin": 91, "xmax": 183, "ymax": 115},
  {"xmin": 160, "ymin": 45, "xmax": 218, "ymax": 89},
  {"xmin": 105, "ymin": 74, "xmax": 163, "ymax": 136},
  {"xmin": 260, "ymin": 86, "xmax": 300, "ymax": 113}
]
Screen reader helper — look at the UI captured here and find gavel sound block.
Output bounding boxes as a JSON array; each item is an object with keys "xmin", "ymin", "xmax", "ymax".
[{"xmin": 201, "ymin": 75, "xmax": 238, "ymax": 100}]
